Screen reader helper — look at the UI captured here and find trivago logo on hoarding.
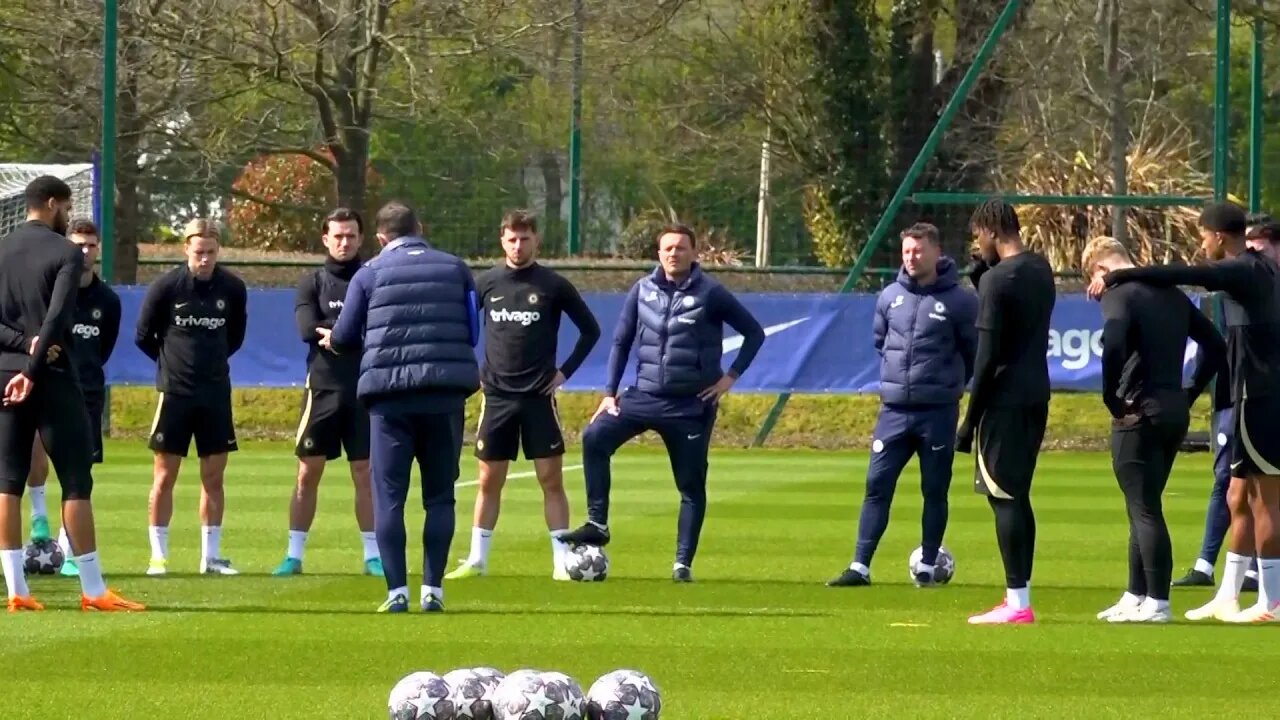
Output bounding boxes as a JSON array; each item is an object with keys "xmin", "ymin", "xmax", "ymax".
[{"xmin": 1046, "ymin": 327, "xmax": 1201, "ymax": 371}]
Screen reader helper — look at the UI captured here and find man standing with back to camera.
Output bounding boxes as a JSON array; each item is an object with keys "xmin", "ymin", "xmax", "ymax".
[
  {"xmin": 330, "ymin": 201, "xmax": 480, "ymax": 614},
  {"xmin": 135, "ymin": 218, "xmax": 248, "ymax": 577},
  {"xmin": 560, "ymin": 224, "xmax": 765, "ymax": 582},
  {"xmin": 826, "ymin": 222, "xmax": 977, "ymax": 589}
]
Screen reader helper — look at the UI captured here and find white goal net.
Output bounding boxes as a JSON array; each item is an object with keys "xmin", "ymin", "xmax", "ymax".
[{"xmin": 0, "ymin": 163, "xmax": 96, "ymax": 239}]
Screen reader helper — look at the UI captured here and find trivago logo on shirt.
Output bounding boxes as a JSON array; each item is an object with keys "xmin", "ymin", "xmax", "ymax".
[
  {"xmin": 327, "ymin": 300, "xmax": 344, "ymax": 310},
  {"xmin": 71, "ymin": 323, "xmax": 100, "ymax": 339},
  {"xmin": 175, "ymin": 315, "xmax": 227, "ymax": 330},
  {"xmin": 489, "ymin": 308, "xmax": 541, "ymax": 326}
]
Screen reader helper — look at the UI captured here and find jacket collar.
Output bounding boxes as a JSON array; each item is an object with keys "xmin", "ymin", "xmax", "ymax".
[
  {"xmin": 649, "ymin": 262, "xmax": 704, "ymax": 292},
  {"xmin": 382, "ymin": 235, "xmax": 430, "ymax": 253}
]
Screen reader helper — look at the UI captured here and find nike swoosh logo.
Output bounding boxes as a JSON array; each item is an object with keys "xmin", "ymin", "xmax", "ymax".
[
  {"xmin": 687, "ymin": 434, "xmax": 701, "ymax": 440},
  {"xmin": 490, "ymin": 296, "xmax": 504, "ymax": 302},
  {"xmin": 932, "ymin": 445, "xmax": 946, "ymax": 451},
  {"xmin": 723, "ymin": 317, "xmax": 810, "ymax": 353},
  {"xmin": 175, "ymin": 302, "xmax": 189, "ymax": 309},
  {"xmin": 549, "ymin": 441, "xmax": 561, "ymax": 449}
]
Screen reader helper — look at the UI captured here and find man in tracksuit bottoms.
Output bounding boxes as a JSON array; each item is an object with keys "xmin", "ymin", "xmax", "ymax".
[
  {"xmin": 828, "ymin": 223, "xmax": 978, "ymax": 588},
  {"xmin": 560, "ymin": 223, "xmax": 765, "ymax": 582}
]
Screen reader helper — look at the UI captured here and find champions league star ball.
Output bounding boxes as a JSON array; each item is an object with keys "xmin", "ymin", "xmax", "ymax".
[
  {"xmin": 445, "ymin": 667, "xmax": 506, "ymax": 720},
  {"xmin": 539, "ymin": 672, "xmax": 585, "ymax": 717},
  {"xmin": 585, "ymin": 669, "xmax": 662, "ymax": 720},
  {"xmin": 493, "ymin": 670, "xmax": 584, "ymax": 720},
  {"xmin": 563, "ymin": 544, "xmax": 609, "ymax": 582},
  {"xmin": 908, "ymin": 545, "xmax": 956, "ymax": 584},
  {"xmin": 388, "ymin": 671, "xmax": 455, "ymax": 720},
  {"xmin": 23, "ymin": 538, "xmax": 64, "ymax": 575}
]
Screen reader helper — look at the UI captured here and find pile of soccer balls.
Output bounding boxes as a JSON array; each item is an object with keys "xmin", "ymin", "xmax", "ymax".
[{"xmin": 388, "ymin": 666, "xmax": 661, "ymax": 720}]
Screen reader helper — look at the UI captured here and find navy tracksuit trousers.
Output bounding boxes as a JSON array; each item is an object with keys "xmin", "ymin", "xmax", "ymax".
[
  {"xmin": 854, "ymin": 403, "xmax": 958, "ymax": 568},
  {"xmin": 582, "ymin": 389, "xmax": 717, "ymax": 567}
]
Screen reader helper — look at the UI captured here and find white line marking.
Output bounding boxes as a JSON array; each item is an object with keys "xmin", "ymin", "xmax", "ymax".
[{"xmin": 456, "ymin": 464, "xmax": 584, "ymax": 488}]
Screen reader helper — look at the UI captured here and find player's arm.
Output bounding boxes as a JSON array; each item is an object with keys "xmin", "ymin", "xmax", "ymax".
[
  {"xmin": 956, "ymin": 277, "xmax": 1004, "ymax": 452},
  {"xmin": 711, "ymin": 284, "xmax": 765, "ymax": 380},
  {"xmin": 1106, "ymin": 260, "xmax": 1256, "ymax": 297},
  {"xmin": 603, "ymin": 282, "xmax": 641, "ymax": 398},
  {"xmin": 1185, "ymin": 298, "xmax": 1227, "ymax": 406},
  {"xmin": 461, "ymin": 262, "xmax": 479, "ymax": 348},
  {"xmin": 99, "ymin": 291, "xmax": 123, "ymax": 364},
  {"xmin": 953, "ymin": 290, "xmax": 979, "ymax": 384},
  {"xmin": 556, "ymin": 277, "xmax": 601, "ymax": 380},
  {"xmin": 294, "ymin": 273, "xmax": 324, "ymax": 342},
  {"xmin": 1098, "ymin": 292, "xmax": 1133, "ymax": 420},
  {"xmin": 226, "ymin": 276, "xmax": 248, "ymax": 356},
  {"xmin": 25, "ymin": 245, "xmax": 83, "ymax": 377},
  {"xmin": 134, "ymin": 273, "xmax": 171, "ymax": 361},
  {"xmin": 330, "ymin": 266, "xmax": 371, "ymax": 350},
  {"xmin": 872, "ymin": 292, "xmax": 888, "ymax": 355},
  {"xmin": 0, "ymin": 322, "xmax": 27, "ymax": 353}
]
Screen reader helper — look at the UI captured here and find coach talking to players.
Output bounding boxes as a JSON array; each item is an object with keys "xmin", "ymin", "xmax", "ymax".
[
  {"xmin": 330, "ymin": 201, "xmax": 480, "ymax": 614},
  {"xmin": 561, "ymin": 224, "xmax": 765, "ymax": 582},
  {"xmin": 827, "ymin": 223, "xmax": 977, "ymax": 588}
]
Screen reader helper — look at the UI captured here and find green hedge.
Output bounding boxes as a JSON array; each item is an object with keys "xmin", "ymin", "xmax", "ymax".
[{"xmin": 105, "ymin": 387, "xmax": 1215, "ymax": 451}]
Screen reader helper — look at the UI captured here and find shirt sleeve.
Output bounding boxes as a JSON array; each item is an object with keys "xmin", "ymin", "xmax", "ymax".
[
  {"xmin": 953, "ymin": 290, "xmax": 979, "ymax": 385},
  {"xmin": 134, "ymin": 272, "xmax": 170, "ymax": 362},
  {"xmin": 556, "ymin": 277, "xmax": 601, "ymax": 380},
  {"xmin": 1106, "ymin": 259, "xmax": 1258, "ymax": 298},
  {"xmin": 1099, "ymin": 291, "xmax": 1132, "ymax": 419},
  {"xmin": 872, "ymin": 292, "xmax": 888, "ymax": 355},
  {"xmin": 462, "ymin": 264, "xmax": 479, "ymax": 348},
  {"xmin": 711, "ymin": 285, "xmax": 764, "ymax": 378},
  {"xmin": 0, "ymin": 322, "xmax": 27, "ymax": 353},
  {"xmin": 99, "ymin": 289, "xmax": 122, "ymax": 365},
  {"xmin": 294, "ymin": 272, "xmax": 324, "ymax": 344},
  {"xmin": 226, "ymin": 276, "xmax": 249, "ymax": 356},
  {"xmin": 26, "ymin": 245, "xmax": 83, "ymax": 377},
  {"xmin": 331, "ymin": 267, "xmax": 371, "ymax": 349},
  {"xmin": 961, "ymin": 272, "xmax": 1005, "ymax": 431},
  {"xmin": 605, "ymin": 282, "xmax": 641, "ymax": 396},
  {"xmin": 1186, "ymin": 297, "xmax": 1228, "ymax": 405}
]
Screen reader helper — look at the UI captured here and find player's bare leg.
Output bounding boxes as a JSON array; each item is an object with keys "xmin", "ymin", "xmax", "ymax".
[
  {"xmin": 535, "ymin": 455, "xmax": 573, "ymax": 580},
  {"xmin": 146, "ymin": 452, "xmax": 182, "ymax": 575},
  {"xmin": 25, "ymin": 436, "xmax": 50, "ymax": 541},
  {"xmin": 1227, "ymin": 475, "xmax": 1280, "ymax": 621},
  {"xmin": 198, "ymin": 452, "xmax": 236, "ymax": 574},
  {"xmin": 0, "ymin": 492, "xmax": 41, "ymax": 611},
  {"xmin": 274, "ymin": 457, "xmax": 325, "ymax": 575},
  {"xmin": 350, "ymin": 459, "xmax": 381, "ymax": 575},
  {"xmin": 446, "ymin": 460, "xmax": 508, "ymax": 579},
  {"xmin": 1187, "ymin": 475, "xmax": 1254, "ymax": 620}
]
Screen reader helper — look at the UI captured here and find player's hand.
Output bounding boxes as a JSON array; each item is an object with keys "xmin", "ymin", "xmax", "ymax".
[
  {"xmin": 1086, "ymin": 275, "xmax": 1109, "ymax": 301},
  {"xmin": 698, "ymin": 374, "xmax": 736, "ymax": 402},
  {"xmin": 27, "ymin": 336, "xmax": 59, "ymax": 363},
  {"xmin": 543, "ymin": 370, "xmax": 567, "ymax": 396},
  {"xmin": 591, "ymin": 396, "xmax": 620, "ymax": 423},
  {"xmin": 4, "ymin": 373, "xmax": 33, "ymax": 405},
  {"xmin": 316, "ymin": 327, "xmax": 334, "ymax": 352},
  {"xmin": 955, "ymin": 423, "xmax": 974, "ymax": 454}
]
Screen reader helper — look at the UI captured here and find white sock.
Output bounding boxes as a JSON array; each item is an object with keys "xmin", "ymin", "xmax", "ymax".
[
  {"xmin": 673, "ymin": 562, "xmax": 690, "ymax": 572},
  {"xmin": 29, "ymin": 486, "xmax": 47, "ymax": 519},
  {"xmin": 1140, "ymin": 596, "xmax": 1169, "ymax": 613},
  {"xmin": 848, "ymin": 562, "xmax": 870, "ymax": 577},
  {"xmin": 388, "ymin": 586, "xmax": 408, "ymax": 602},
  {"xmin": 1245, "ymin": 569, "xmax": 1259, "ymax": 580},
  {"xmin": 1006, "ymin": 586, "xmax": 1031, "ymax": 610},
  {"xmin": 1121, "ymin": 591, "xmax": 1145, "ymax": 606},
  {"xmin": 1217, "ymin": 552, "xmax": 1251, "ymax": 601},
  {"xmin": 360, "ymin": 531, "xmax": 379, "ymax": 562},
  {"xmin": 287, "ymin": 531, "xmax": 307, "ymax": 561},
  {"xmin": 550, "ymin": 530, "xmax": 568, "ymax": 572},
  {"xmin": 148, "ymin": 525, "xmax": 169, "ymax": 561},
  {"xmin": 76, "ymin": 551, "xmax": 107, "ymax": 598},
  {"xmin": 202, "ymin": 525, "xmax": 221, "ymax": 561},
  {"xmin": 916, "ymin": 563, "xmax": 935, "ymax": 578},
  {"xmin": 1258, "ymin": 558, "xmax": 1280, "ymax": 608},
  {"xmin": 1194, "ymin": 557, "xmax": 1215, "ymax": 577},
  {"xmin": 57, "ymin": 526, "xmax": 73, "ymax": 557},
  {"xmin": 0, "ymin": 549, "xmax": 29, "ymax": 599},
  {"xmin": 421, "ymin": 585, "xmax": 442, "ymax": 604},
  {"xmin": 468, "ymin": 527, "xmax": 493, "ymax": 566}
]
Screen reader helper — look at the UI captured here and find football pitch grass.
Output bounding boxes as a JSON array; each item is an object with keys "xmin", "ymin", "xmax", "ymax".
[{"xmin": 3, "ymin": 441, "xmax": 1276, "ymax": 719}]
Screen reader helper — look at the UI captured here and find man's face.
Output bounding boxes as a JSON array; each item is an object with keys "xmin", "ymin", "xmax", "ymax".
[
  {"xmin": 658, "ymin": 232, "xmax": 695, "ymax": 277},
  {"xmin": 47, "ymin": 198, "xmax": 72, "ymax": 235},
  {"xmin": 971, "ymin": 227, "xmax": 999, "ymax": 264},
  {"xmin": 501, "ymin": 226, "xmax": 539, "ymax": 267},
  {"xmin": 902, "ymin": 235, "xmax": 939, "ymax": 280},
  {"xmin": 70, "ymin": 232, "xmax": 100, "ymax": 270},
  {"xmin": 324, "ymin": 219, "xmax": 360, "ymax": 262},
  {"xmin": 1198, "ymin": 228, "xmax": 1227, "ymax": 261},
  {"xmin": 185, "ymin": 234, "xmax": 219, "ymax": 279}
]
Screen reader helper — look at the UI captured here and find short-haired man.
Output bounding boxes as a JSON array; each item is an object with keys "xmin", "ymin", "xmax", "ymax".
[
  {"xmin": 23, "ymin": 219, "xmax": 120, "ymax": 578},
  {"xmin": 560, "ymin": 224, "xmax": 765, "ymax": 582},
  {"xmin": 0, "ymin": 176, "xmax": 142, "ymax": 611},
  {"xmin": 331, "ymin": 201, "xmax": 480, "ymax": 613},
  {"xmin": 447, "ymin": 210, "xmax": 600, "ymax": 581},
  {"xmin": 827, "ymin": 223, "xmax": 977, "ymax": 588},
  {"xmin": 136, "ymin": 218, "xmax": 248, "ymax": 576},
  {"xmin": 1083, "ymin": 236, "xmax": 1226, "ymax": 622},
  {"xmin": 273, "ymin": 208, "xmax": 383, "ymax": 577}
]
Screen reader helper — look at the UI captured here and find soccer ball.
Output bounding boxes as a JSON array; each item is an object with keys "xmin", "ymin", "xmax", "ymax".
[
  {"xmin": 23, "ymin": 538, "xmax": 63, "ymax": 575},
  {"xmin": 586, "ymin": 669, "xmax": 662, "ymax": 720},
  {"xmin": 907, "ymin": 545, "xmax": 955, "ymax": 584},
  {"xmin": 445, "ymin": 667, "xmax": 505, "ymax": 720},
  {"xmin": 388, "ymin": 671, "xmax": 455, "ymax": 720},
  {"xmin": 539, "ymin": 672, "xmax": 585, "ymax": 717},
  {"xmin": 494, "ymin": 670, "xmax": 583, "ymax": 720},
  {"xmin": 563, "ymin": 544, "xmax": 609, "ymax": 582}
]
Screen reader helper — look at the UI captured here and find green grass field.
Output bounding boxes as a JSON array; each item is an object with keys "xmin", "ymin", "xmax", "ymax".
[{"xmin": 2, "ymin": 440, "xmax": 1274, "ymax": 719}]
